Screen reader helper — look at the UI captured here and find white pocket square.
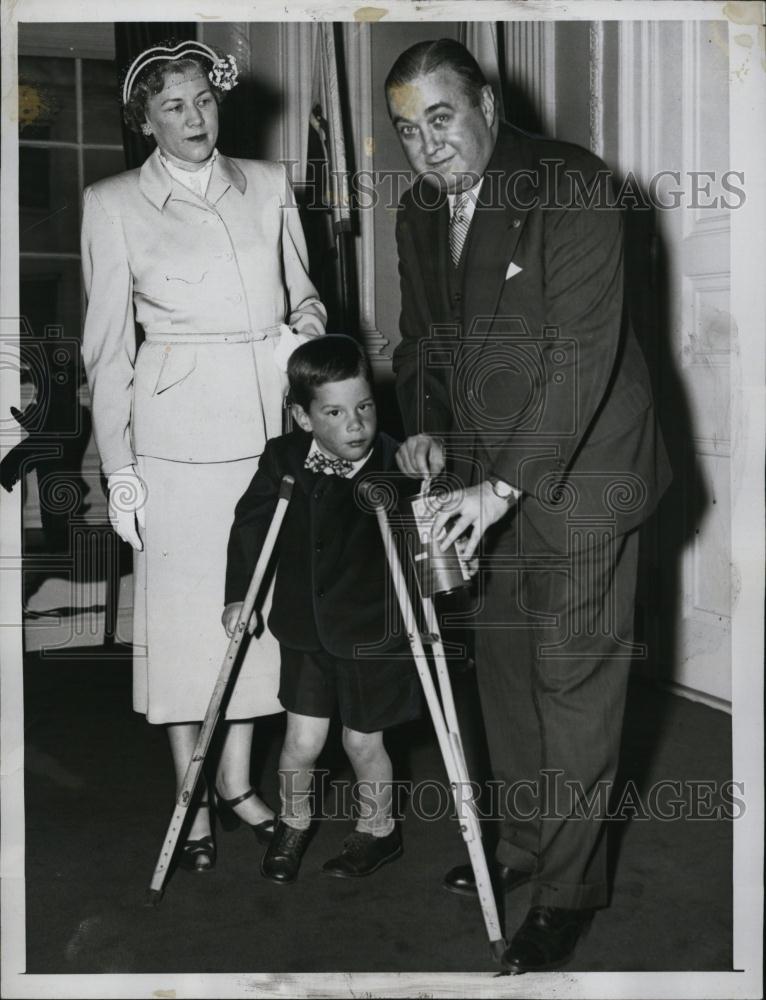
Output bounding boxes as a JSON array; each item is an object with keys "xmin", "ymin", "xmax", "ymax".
[{"xmin": 505, "ymin": 262, "xmax": 523, "ymax": 281}]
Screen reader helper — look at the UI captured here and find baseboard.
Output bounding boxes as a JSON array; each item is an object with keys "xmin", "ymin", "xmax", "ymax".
[{"xmin": 651, "ymin": 678, "xmax": 732, "ymax": 715}]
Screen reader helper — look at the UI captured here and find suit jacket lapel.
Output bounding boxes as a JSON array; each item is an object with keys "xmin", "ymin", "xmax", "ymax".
[
  {"xmin": 408, "ymin": 179, "xmax": 451, "ymax": 319},
  {"xmin": 351, "ymin": 434, "xmax": 386, "ymax": 480},
  {"xmin": 290, "ymin": 432, "xmax": 318, "ymax": 497},
  {"xmin": 138, "ymin": 146, "xmax": 208, "ymax": 211},
  {"xmin": 138, "ymin": 147, "xmax": 246, "ymax": 211},
  {"xmin": 138, "ymin": 147, "xmax": 173, "ymax": 210},
  {"xmin": 206, "ymin": 152, "xmax": 247, "ymax": 205},
  {"xmin": 462, "ymin": 125, "xmax": 537, "ymax": 341}
]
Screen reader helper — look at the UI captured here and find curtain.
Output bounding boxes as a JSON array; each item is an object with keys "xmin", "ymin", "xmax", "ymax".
[
  {"xmin": 303, "ymin": 24, "xmax": 358, "ymax": 335},
  {"xmin": 458, "ymin": 22, "xmax": 507, "ymax": 121}
]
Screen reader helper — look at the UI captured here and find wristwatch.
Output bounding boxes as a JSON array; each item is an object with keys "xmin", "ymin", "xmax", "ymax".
[{"xmin": 488, "ymin": 475, "xmax": 518, "ymax": 503}]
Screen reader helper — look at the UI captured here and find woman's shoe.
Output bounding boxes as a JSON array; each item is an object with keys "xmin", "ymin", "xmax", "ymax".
[
  {"xmin": 215, "ymin": 787, "xmax": 276, "ymax": 845},
  {"xmin": 178, "ymin": 803, "xmax": 216, "ymax": 872}
]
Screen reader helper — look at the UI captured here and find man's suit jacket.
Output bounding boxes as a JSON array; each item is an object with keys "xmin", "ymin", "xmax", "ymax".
[
  {"xmin": 225, "ymin": 430, "xmax": 407, "ymax": 659},
  {"xmin": 393, "ymin": 123, "xmax": 671, "ymax": 553},
  {"xmin": 81, "ymin": 149, "xmax": 326, "ymax": 474}
]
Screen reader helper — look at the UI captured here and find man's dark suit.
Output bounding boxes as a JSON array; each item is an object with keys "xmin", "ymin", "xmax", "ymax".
[{"xmin": 393, "ymin": 123, "xmax": 672, "ymax": 909}]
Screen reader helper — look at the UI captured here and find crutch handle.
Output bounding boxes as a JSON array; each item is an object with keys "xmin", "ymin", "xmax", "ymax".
[{"xmin": 278, "ymin": 474, "xmax": 295, "ymax": 501}]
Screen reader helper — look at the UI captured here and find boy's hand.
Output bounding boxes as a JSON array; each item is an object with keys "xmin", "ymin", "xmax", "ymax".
[
  {"xmin": 222, "ymin": 602, "xmax": 252, "ymax": 638},
  {"xmin": 396, "ymin": 434, "xmax": 445, "ymax": 478}
]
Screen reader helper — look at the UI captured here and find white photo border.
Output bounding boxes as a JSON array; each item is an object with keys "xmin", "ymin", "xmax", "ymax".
[{"xmin": 1, "ymin": 1, "xmax": 763, "ymax": 997}]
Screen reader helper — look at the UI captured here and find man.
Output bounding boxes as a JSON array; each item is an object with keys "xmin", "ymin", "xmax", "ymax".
[{"xmin": 385, "ymin": 39, "xmax": 671, "ymax": 973}]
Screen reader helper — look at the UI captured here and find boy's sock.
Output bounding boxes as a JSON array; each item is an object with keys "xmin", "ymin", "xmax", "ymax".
[
  {"xmin": 356, "ymin": 814, "xmax": 396, "ymax": 837},
  {"xmin": 355, "ymin": 779, "xmax": 395, "ymax": 837},
  {"xmin": 280, "ymin": 774, "xmax": 312, "ymax": 831}
]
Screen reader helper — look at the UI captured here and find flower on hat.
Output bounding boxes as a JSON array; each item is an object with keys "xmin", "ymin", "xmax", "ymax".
[{"xmin": 209, "ymin": 54, "xmax": 239, "ymax": 92}]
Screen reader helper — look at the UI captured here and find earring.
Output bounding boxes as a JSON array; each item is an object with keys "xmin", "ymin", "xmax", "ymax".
[{"xmin": 141, "ymin": 123, "xmax": 153, "ymax": 137}]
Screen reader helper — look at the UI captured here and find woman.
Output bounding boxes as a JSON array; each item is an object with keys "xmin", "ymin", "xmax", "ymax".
[{"xmin": 81, "ymin": 40, "xmax": 326, "ymax": 870}]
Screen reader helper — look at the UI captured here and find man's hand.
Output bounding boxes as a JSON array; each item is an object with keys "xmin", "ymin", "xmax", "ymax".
[
  {"xmin": 454, "ymin": 537, "xmax": 480, "ymax": 577},
  {"xmin": 395, "ymin": 434, "xmax": 445, "ymax": 478},
  {"xmin": 433, "ymin": 481, "xmax": 516, "ymax": 561},
  {"xmin": 221, "ymin": 601, "xmax": 257, "ymax": 638}
]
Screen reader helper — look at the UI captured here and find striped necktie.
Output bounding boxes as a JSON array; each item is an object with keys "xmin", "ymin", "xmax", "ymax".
[{"xmin": 449, "ymin": 191, "xmax": 471, "ymax": 267}]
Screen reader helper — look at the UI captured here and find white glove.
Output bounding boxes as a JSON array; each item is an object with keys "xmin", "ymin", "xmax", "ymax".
[
  {"xmin": 106, "ymin": 465, "xmax": 147, "ymax": 551},
  {"xmin": 272, "ymin": 323, "xmax": 311, "ymax": 374}
]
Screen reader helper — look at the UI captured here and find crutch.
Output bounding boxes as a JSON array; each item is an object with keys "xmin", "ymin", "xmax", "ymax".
[
  {"xmin": 361, "ymin": 483, "xmax": 507, "ymax": 964},
  {"xmin": 145, "ymin": 474, "xmax": 295, "ymax": 906}
]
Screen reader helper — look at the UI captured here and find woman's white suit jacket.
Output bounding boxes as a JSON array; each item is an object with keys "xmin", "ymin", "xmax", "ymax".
[{"xmin": 81, "ymin": 147, "xmax": 326, "ymax": 474}]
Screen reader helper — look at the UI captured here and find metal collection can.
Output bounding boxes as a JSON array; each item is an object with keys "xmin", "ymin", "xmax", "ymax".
[{"xmin": 408, "ymin": 492, "xmax": 472, "ymax": 597}]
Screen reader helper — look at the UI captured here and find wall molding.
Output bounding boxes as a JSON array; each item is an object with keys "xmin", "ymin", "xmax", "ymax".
[
  {"xmin": 505, "ymin": 21, "xmax": 555, "ymax": 136},
  {"xmin": 588, "ymin": 21, "xmax": 604, "ymax": 158},
  {"xmin": 617, "ymin": 19, "xmax": 660, "ymax": 183},
  {"xmin": 276, "ymin": 21, "xmax": 316, "ymax": 183},
  {"xmin": 681, "ymin": 20, "xmax": 730, "ymax": 238},
  {"xmin": 617, "ymin": 21, "xmax": 636, "ymax": 179},
  {"xmin": 654, "ymin": 679, "xmax": 731, "ymax": 715}
]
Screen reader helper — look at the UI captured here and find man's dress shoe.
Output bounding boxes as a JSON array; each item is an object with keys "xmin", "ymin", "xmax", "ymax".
[
  {"xmin": 502, "ymin": 905, "xmax": 594, "ymax": 974},
  {"xmin": 442, "ymin": 862, "xmax": 532, "ymax": 897},
  {"xmin": 321, "ymin": 828, "xmax": 402, "ymax": 878},
  {"xmin": 260, "ymin": 820, "xmax": 312, "ymax": 883}
]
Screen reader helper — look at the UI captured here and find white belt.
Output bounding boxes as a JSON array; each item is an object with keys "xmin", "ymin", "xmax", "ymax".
[{"xmin": 144, "ymin": 326, "xmax": 282, "ymax": 345}]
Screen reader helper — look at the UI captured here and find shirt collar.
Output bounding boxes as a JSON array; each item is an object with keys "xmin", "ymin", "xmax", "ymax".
[
  {"xmin": 159, "ymin": 148, "xmax": 219, "ymax": 198},
  {"xmin": 308, "ymin": 438, "xmax": 374, "ymax": 478}
]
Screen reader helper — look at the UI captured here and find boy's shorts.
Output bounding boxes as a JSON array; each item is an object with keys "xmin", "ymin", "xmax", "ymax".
[{"xmin": 278, "ymin": 645, "xmax": 421, "ymax": 734}]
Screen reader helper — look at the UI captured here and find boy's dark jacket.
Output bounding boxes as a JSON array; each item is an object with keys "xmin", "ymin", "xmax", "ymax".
[{"xmin": 225, "ymin": 429, "xmax": 406, "ymax": 659}]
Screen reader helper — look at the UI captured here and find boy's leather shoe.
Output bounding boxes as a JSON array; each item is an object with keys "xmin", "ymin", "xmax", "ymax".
[
  {"xmin": 321, "ymin": 828, "xmax": 402, "ymax": 878},
  {"xmin": 260, "ymin": 820, "xmax": 312, "ymax": 883},
  {"xmin": 502, "ymin": 905, "xmax": 594, "ymax": 974},
  {"xmin": 442, "ymin": 862, "xmax": 532, "ymax": 897}
]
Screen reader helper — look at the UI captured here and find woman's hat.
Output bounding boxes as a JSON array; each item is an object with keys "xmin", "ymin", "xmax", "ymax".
[{"xmin": 122, "ymin": 40, "xmax": 238, "ymax": 106}]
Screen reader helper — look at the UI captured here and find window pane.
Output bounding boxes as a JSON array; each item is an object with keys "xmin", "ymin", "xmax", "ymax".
[
  {"xmin": 19, "ymin": 147, "xmax": 80, "ymax": 253},
  {"xmin": 82, "ymin": 59, "xmax": 122, "ymax": 145},
  {"xmin": 20, "ymin": 258, "xmax": 82, "ymax": 344},
  {"xmin": 18, "ymin": 56, "xmax": 77, "ymax": 142},
  {"xmin": 18, "ymin": 257, "xmax": 84, "ymax": 438},
  {"xmin": 19, "ymin": 259, "xmax": 92, "ymax": 538},
  {"xmin": 83, "ymin": 149, "xmax": 126, "ymax": 188}
]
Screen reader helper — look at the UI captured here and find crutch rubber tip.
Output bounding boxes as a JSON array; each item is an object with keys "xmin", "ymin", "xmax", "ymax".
[
  {"xmin": 144, "ymin": 887, "xmax": 164, "ymax": 908},
  {"xmin": 490, "ymin": 938, "xmax": 508, "ymax": 965}
]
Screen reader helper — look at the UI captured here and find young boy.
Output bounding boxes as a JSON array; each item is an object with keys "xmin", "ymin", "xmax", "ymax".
[{"xmin": 222, "ymin": 335, "xmax": 419, "ymax": 883}]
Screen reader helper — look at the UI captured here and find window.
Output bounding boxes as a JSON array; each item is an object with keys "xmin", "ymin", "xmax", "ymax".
[{"xmin": 19, "ymin": 27, "xmax": 123, "ymax": 527}]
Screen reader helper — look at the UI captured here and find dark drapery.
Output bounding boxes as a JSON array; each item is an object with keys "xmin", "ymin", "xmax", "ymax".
[
  {"xmin": 302, "ymin": 24, "xmax": 358, "ymax": 336},
  {"xmin": 114, "ymin": 23, "xmax": 198, "ymax": 170}
]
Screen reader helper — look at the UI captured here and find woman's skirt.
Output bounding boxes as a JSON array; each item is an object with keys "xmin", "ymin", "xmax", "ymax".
[{"xmin": 133, "ymin": 455, "xmax": 283, "ymax": 724}]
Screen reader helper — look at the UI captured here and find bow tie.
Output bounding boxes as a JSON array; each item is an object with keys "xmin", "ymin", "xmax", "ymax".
[{"xmin": 304, "ymin": 450, "xmax": 354, "ymax": 477}]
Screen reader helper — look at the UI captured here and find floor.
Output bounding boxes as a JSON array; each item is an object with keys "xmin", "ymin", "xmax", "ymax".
[{"xmin": 20, "ymin": 646, "xmax": 732, "ymax": 977}]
